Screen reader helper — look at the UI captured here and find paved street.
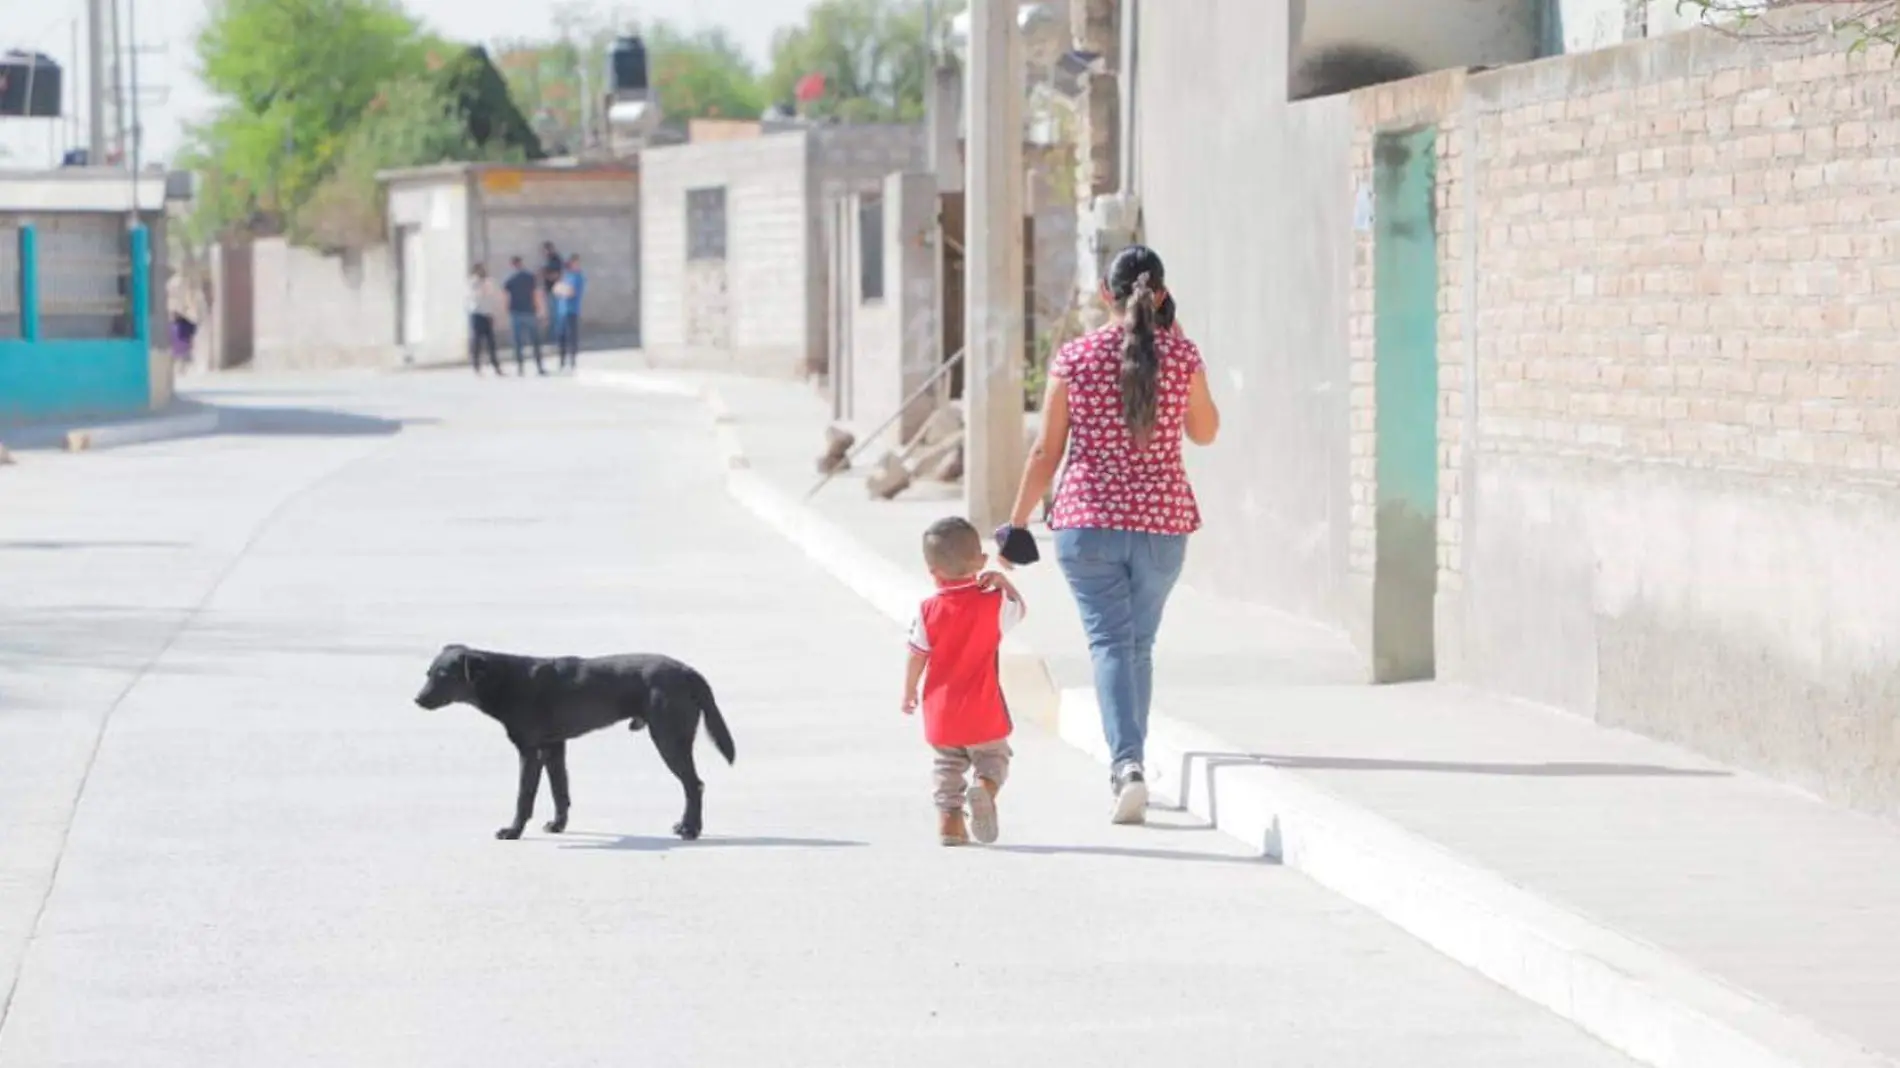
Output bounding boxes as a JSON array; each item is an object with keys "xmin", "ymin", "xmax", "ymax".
[{"xmin": 0, "ymin": 371, "xmax": 1634, "ymax": 1066}]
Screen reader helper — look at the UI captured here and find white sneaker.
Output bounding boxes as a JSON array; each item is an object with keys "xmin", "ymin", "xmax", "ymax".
[{"xmin": 1110, "ymin": 764, "xmax": 1148, "ymax": 825}]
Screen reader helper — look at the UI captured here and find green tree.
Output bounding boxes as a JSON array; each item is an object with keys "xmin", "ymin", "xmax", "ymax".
[
  {"xmin": 646, "ymin": 23, "xmax": 767, "ymax": 123},
  {"xmin": 497, "ymin": 16, "xmax": 764, "ymax": 150},
  {"xmin": 763, "ymin": 0, "xmax": 956, "ymax": 122},
  {"xmin": 191, "ymin": 0, "xmax": 432, "ymax": 227},
  {"xmin": 297, "ymin": 48, "xmax": 540, "ymax": 249}
]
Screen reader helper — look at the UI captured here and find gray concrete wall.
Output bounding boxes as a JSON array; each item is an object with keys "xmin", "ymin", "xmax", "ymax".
[
  {"xmin": 640, "ymin": 131, "xmax": 813, "ymax": 377},
  {"xmin": 386, "ymin": 178, "xmax": 471, "ymax": 366},
  {"xmin": 807, "ymin": 125, "xmax": 927, "ymax": 380},
  {"xmin": 844, "ymin": 172, "xmax": 942, "ymax": 455},
  {"xmin": 474, "ymin": 168, "xmax": 641, "ymax": 347},
  {"xmin": 1291, "ymin": 0, "xmax": 1539, "ymax": 97},
  {"xmin": 1132, "ymin": 0, "xmax": 1357, "ymax": 635},
  {"xmin": 250, "ymin": 238, "xmax": 397, "ymax": 371}
]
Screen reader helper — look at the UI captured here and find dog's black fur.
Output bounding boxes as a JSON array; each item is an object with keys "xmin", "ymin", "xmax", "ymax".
[{"xmin": 414, "ymin": 644, "xmax": 736, "ymax": 841}]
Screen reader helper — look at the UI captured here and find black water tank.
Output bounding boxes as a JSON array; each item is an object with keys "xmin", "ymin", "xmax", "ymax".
[
  {"xmin": 608, "ymin": 36, "xmax": 648, "ymax": 95},
  {"xmin": 0, "ymin": 51, "xmax": 62, "ymax": 118}
]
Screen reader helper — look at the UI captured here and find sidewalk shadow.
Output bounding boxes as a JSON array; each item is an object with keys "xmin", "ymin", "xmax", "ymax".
[
  {"xmin": 1225, "ymin": 752, "xmax": 1731, "ymax": 778},
  {"xmin": 0, "ymin": 539, "xmax": 187, "ymax": 551},
  {"xmin": 986, "ymin": 842, "xmax": 1275, "ymax": 866},
  {"xmin": 213, "ymin": 404, "xmax": 431, "ymax": 438},
  {"xmin": 1, "ymin": 399, "xmax": 429, "ymax": 449},
  {"xmin": 555, "ymin": 832, "xmax": 868, "ymax": 853}
]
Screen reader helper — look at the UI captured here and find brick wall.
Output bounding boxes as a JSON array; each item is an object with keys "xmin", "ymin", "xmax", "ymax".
[
  {"xmin": 1416, "ymin": 31, "xmax": 1900, "ymax": 816},
  {"xmin": 1470, "ymin": 43, "xmax": 1900, "ymax": 488}
]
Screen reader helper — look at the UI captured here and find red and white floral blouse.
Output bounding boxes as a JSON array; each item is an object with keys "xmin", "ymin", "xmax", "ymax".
[{"xmin": 1046, "ymin": 324, "xmax": 1204, "ymax": 536}]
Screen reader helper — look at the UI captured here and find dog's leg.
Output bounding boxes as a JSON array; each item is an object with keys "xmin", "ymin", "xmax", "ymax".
[
  {"xmin": 542, "ymin": 742, "xmax": 571, "ymax": 834},
  {"xmin": 650, "ymin": 719, "xmax": 704, "ymax": 840},
  {"xmin": 498, "ymin": 746, "xmax": 544, "ymax": 840}
]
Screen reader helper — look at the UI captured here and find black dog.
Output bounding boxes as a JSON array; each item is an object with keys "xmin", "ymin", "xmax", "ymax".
[{"xmin": 414, "ymin": 644, "xmax": 736, "ymax": 841}]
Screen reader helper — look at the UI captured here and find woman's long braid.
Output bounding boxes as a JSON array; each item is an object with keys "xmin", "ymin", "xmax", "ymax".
[{"xmin": 1120, "ymin": 272, "xmax": 1162, "ymax": 445}]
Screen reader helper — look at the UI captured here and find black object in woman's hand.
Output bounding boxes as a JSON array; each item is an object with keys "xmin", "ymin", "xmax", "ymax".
[{"xmin": 994, "ymin": 525, "xmax": 1040, "ymax": 567}]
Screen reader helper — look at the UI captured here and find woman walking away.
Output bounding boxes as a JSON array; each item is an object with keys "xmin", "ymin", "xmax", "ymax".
[
  {"xmin": 166, "ymin": 270, "xmax": 202, "ymax": 375},
  {"xmin": 995, "ymin": 245, "xmax": 1220, "ymax": 824}
]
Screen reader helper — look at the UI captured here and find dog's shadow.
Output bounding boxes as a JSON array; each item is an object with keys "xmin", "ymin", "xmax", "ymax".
[{"xmin": 554, "ymin": 831, "xmax": 869, "ymax": 853}]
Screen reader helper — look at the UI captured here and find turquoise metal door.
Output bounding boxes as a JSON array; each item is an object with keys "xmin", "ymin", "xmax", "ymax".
[{"xmin": 1371, "ymin": 126, "xmax": 1440, "ymax": 683}]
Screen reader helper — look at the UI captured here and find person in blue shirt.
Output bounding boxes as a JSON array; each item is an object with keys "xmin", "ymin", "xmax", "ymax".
[{"xmin": 553, "ymin": 254, "xmax": 587, "ymax": 371}]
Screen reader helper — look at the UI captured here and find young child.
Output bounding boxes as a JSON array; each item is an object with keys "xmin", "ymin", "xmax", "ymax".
[{"xmin": 903, "ymin": 516, "xmax": 1027, "ymax": 846}]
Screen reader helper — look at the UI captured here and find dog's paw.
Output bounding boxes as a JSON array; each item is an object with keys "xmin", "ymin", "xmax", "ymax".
[
  {"xmin": 542, "ymin": 817, "xmax": 568, "ymax": 834},
  {"xmin": 494, "ymin": 826, "xmax": 524, "ymax": 841},
  {"xmin": 672, "ymin": 820, "xmax": 701, "ymax": 841}
]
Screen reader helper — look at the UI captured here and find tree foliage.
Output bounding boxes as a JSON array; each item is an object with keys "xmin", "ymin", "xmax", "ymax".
[
  {"xmin": 647, "ymin": 24, "xmax": 768, "ymax": 123},
  {"xmin": 296, "ymin": 51, "xmax": 538, "ymax": 250},
  {"xmin": 1672, "ymin": 0, "xmax": 1900, "ymax": 50},
  {"xmin": 497, "ymin": 17, "xmax": 765, "ymax": 150},
  {"xmin": 764, "ymin": 0, "xmax": 948, "ymax": 122},
  {"xmin": 184, "ymin": 0, "xmax": 538, "ymax": 246}
]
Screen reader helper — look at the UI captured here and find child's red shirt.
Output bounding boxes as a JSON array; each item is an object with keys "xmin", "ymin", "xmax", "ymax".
[{"xmin": 906, "ymin": 581, "xmax": 1024, "ymax": 748}]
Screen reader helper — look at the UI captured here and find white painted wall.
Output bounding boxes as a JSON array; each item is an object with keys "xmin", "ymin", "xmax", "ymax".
[{"xmin": 386, "ymin": 177, "xmax": 471, "ymax": 366}]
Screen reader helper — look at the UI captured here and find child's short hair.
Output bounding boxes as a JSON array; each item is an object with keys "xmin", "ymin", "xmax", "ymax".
[{"xmin": 922, "ymin": 516, "xmax": 984, "ymax": 576}]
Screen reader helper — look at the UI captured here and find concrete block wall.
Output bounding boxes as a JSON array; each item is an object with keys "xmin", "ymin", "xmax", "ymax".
[
  {"xmin": 807, "ymin": 125, "xmax": 927, "ymax": 379},
  {"xmin": 478, "ymin": 170, "xmax": 641, "ymax": 339},
  {"xmin": 641, "ymin": 131, "xmax": 812, "ymax": 377},
  {"xmin": 250, "ymin": 238, "xmax": 397, "ymax": 371}
]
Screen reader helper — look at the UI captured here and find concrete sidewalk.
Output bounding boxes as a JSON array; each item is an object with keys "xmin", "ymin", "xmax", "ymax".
[{"xmin": 585, "ymin": 362, "xmax": 1900, "ymax": 1068}]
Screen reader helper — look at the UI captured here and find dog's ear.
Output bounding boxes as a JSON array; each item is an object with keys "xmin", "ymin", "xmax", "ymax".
[{"xmin": 460, "ymin": 650, "xmax": 491, "ymax": 683}]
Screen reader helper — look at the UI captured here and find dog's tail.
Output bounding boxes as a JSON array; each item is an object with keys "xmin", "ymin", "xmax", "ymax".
[{"xmin": 691, "ymin": 671, "xmax": 736, "ymax": 765}]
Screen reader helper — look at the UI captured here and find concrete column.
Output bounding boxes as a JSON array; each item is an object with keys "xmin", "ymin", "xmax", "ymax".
[
  {"xmin": 926, "ymin": 64, "xmax": 963, "ymax": 194},
  {"xmin": 963, "ymin": 0, "xmax": 1027, "ymax": 531}
]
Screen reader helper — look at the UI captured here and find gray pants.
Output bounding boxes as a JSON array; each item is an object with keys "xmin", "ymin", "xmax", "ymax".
[{"xmin": 933, "ymin": 741, "xmax": 1012, "ymax": 813}]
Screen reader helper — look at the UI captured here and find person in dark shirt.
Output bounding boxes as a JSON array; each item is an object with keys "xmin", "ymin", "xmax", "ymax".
[
  {"xmin": 502, "ymin": 256, "xmax": 547, "ymax": 376},
  {"xmin": 541, "ymin": 242, "xmax": 564, "ymax": 298}
]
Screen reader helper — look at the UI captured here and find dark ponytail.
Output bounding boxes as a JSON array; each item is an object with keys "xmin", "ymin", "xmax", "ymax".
[
  {"xmin": 1120, "ymin": 272, "xmax": 1160, "ymax": 443},
  {"xmin": 1106, "ymin": 245, "xmax": 1168, "ymax": 445}
]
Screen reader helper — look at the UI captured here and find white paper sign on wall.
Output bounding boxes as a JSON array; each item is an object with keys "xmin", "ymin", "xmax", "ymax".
[{"xmin": 1353, "ymin": 183, "xmax": 1374, "ymax": 233}]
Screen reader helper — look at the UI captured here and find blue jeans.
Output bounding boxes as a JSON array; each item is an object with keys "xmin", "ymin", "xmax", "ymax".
[
  {"xmin": 1054, "ymin": 527, "xmax": 1189, "ymax": 769},
  {"xmin": 509, "ymin": 312, "xmax": 544, "ymax": 372}
]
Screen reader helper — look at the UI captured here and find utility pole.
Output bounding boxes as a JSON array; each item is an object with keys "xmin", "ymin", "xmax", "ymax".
[
  {"xmin": 127, "ymin": 0, "xmax": 141, "ymax": 177},
  {"xmin": 962, "ymin": 0, "xmax": 1026, "ymax": 531},
  {"xmin": 86, "ymin": 0, "xmax": 108, "ymax": 161}
]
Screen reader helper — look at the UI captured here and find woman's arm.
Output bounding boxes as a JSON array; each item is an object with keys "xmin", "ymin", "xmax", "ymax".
[
  {"xmin": 1184, "ymin": 368, "xmax": 1220, "ymax": 446},
  {"xmin": 1008, "ymin": 375, "xmax": 1071, "ymax": 528}
]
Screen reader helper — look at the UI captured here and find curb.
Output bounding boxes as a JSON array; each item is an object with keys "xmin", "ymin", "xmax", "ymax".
[
  {"xmin": 585, "ymin": 369, "xmax": 1893, "ymax": 1068},
  {"xmin": 63, "ymin": 410, "xmax": 221, "ymax": 453}
]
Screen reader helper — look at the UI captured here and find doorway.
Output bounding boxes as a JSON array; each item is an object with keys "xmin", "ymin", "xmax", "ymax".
[{"xmin": 1371, "ymin": 125, "xmax": 1440, "ymax": 683}]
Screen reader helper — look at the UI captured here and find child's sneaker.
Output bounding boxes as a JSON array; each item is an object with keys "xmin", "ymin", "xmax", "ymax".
[
  {"xmin": 967, "ymin": 779, "xmax": 1000, "ymax": 844},
  {"xmin": 939, "ymin": 809, "xmax": 969, "ymax": 846}
]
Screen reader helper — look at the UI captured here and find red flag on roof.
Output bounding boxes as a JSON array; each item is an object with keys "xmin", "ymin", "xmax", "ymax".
[{"xmin": 794, "ymin": 72, "xmax": 827, "ymax": 103}]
